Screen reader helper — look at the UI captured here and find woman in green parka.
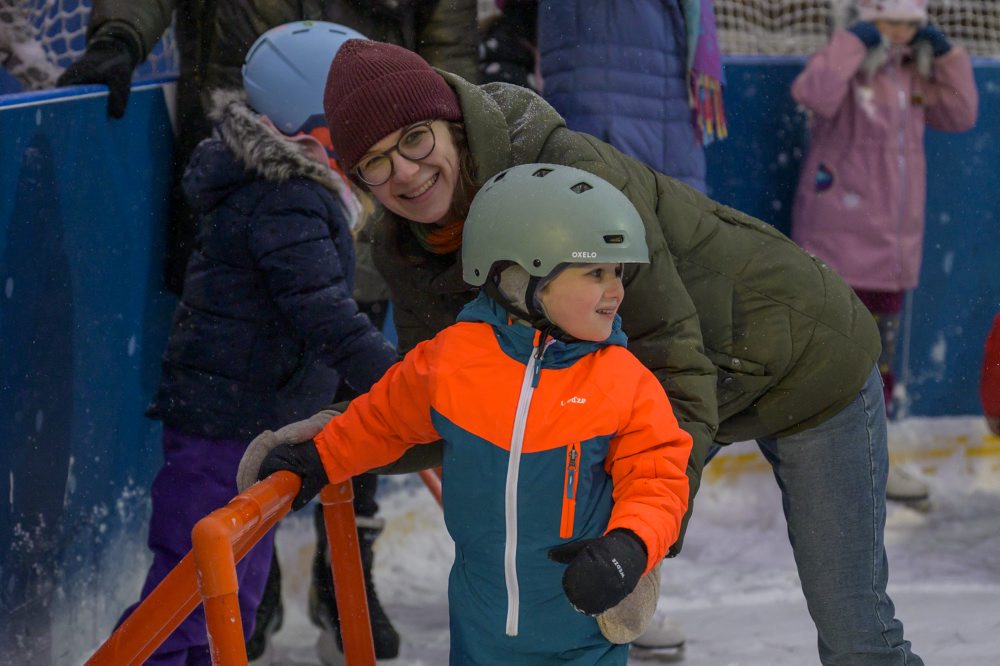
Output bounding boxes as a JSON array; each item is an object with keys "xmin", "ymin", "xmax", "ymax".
[{"xmin": 254, "ymin": 40, "xmax": 921, "ymax": 664}]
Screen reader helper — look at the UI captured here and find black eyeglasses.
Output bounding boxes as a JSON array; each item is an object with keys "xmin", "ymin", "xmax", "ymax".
[{"xmin": 353, "ymin": 121, "xmax": 437, "ymax": 186}]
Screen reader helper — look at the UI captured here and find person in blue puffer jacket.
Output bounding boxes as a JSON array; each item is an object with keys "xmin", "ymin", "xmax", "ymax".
[
  {"xmin": 536, "ymin": 2, "xmax": 720, "ymax": 649},
  {"xmin": 537, "ymin": 0, "xmax": 707, "ymax": 192},
  {"xmin": 124, "ymin": 23, "xmax": 400, "ymax": 664}
]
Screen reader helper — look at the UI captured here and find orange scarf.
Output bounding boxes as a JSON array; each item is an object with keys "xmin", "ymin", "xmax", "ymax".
[{"xmin": 410, "ymin": 217, "xmax": 466, "ymax": 255}]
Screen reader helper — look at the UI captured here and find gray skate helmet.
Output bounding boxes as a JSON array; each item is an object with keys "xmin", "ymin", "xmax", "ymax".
[{"xmin": 462, "ymin": 163, "xmax": 649, "ymax": 327}]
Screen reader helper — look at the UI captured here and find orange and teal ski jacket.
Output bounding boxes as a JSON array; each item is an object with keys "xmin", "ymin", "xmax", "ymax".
[{"xmin": 314, "ymin": 293, "xmax": 692, "ymax": 664}]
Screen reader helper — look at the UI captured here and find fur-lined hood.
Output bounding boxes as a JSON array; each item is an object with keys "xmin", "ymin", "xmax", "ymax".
[
  {"xmin": 203, "ymin": 89, "xmax": 342, "ymax": 190},
  {"xmin": 182, "ymin": 90, "xmax": 348, "ymax": 214}
]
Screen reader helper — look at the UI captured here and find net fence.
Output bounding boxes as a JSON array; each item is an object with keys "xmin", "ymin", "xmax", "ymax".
[
  {"xmin": 1, "ymin": 0, "xmax": 177, "ymax": 91},
  {"xmin": 2, "ymin": 0, "xmax": 997, "ymax": 93},
  {"xmin": 715, "ymin": 0, "xmax": 1000, "ymax": 56}
]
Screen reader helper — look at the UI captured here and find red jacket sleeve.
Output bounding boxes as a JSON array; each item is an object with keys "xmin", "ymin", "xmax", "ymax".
[
  {"xmin": 981, "ymin": 314, "xmax": 1000, "ymax": 418},
  {"xmin": 605, "ymin": 360, "xmax": 694, "ymax": 572},
  {"xmin": 314, "ymin": 336, "xmax": 443, "ymax": 483}
]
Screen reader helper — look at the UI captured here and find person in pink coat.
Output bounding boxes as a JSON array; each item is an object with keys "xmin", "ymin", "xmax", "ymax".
[{"xmin": 791, "ymin": 0, "xmax": 978, "ymax": 501}]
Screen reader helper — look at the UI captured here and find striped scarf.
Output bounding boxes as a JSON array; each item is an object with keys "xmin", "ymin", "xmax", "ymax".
[{"xmin": 684, "ymin": 0, "xmax": 727, "ymax": 144}]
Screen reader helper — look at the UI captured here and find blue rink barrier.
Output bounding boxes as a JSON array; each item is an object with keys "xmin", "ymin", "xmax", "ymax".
[
  {"xmin": 0, "ymin": 60, "xmax": 998, "ymax": 660},
  {"xmin": 706, "ymin": 57, "xmax": 1000, "ymax": 418},
  {"xmin": 0, "ymin": 82, "xmax": 176, "ymax": 661}
]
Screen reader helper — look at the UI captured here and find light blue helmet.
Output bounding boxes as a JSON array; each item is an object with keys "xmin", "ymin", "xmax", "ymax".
[{"xmin": 242, "ymin": 21, "xmax": 367, "ymax": 134}]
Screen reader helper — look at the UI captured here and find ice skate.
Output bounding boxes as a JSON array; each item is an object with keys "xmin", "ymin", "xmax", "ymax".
[
  {"xmin": 630, "ymin": 612, "xmax": 686, "ymax": 662},
  {"xmin": 886, "ymin": 464, "xmax": 931, "ymax": 511}
]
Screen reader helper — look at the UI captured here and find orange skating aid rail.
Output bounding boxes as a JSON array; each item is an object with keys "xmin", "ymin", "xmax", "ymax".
[{"xmin": 85, "ymin": 472, "xmax": 376, "ymax": 666}]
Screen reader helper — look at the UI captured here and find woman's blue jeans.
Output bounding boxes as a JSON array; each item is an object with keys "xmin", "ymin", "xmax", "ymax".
[{"xmin": 711, "ymin": 367, "xmax": 922, "ymax": 665}]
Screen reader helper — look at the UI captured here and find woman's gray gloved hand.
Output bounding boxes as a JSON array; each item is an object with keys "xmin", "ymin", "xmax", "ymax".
[
  {"xmin": 236, "ymin": 409, "xmax": 338, "ymax": 492},
  {"xmin": 596, "ymin": 562, "xmax": 662, "ymax": 644}
]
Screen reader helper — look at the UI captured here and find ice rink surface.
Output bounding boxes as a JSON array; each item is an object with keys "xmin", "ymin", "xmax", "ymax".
[{"xmin": 253, "ymin": 416, "xmax": 1000, "ymax": 666}]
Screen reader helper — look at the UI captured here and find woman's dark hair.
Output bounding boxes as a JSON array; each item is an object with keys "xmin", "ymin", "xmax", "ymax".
[{"xmin": 446, "ymin": 121, "xmax": 482, "ymax": 222}]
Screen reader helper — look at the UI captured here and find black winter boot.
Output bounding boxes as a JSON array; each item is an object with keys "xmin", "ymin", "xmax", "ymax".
[
  {"xmin": 310, "ymin": 507, "xmax": 400, "ymax": 661},
  {"xmin": 246, "ymin": 545, "xmax": 284, "ymax": 661}
]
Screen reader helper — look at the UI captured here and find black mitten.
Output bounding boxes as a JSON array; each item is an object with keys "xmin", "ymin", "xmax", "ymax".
[
  {"xmin": 847, "ymin": 21, "xmax": 883, "ymax": 50},
  {"xmin": 257, "ymin": 440, "xmax": 329, "ymax": 510},
  {"xmin": 57, "ymin": 30, "xmax": 141, "ymax": 118},
  {"xmin": 910, "ymin": 23, "xmax": 953, "ymax": 57},
  {"xmin": 548, "ymin": 528, "xmax": 648, "ymax": 616}
]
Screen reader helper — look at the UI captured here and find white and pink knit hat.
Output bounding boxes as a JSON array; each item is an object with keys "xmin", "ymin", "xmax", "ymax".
[{"xmin": 857, "ymin": 0, "xmax": 928, "ymax": 22}]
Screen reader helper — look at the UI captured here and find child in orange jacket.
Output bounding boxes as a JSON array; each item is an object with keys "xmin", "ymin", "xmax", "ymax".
[{"xmin": 249, "ymin": 163, "xmax": 693, "ymax": 664}]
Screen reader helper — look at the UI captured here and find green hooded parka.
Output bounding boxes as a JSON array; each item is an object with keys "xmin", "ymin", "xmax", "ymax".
[{"xmin": 370, "ymin": 73, "xmax": 881, "ymax": 551}]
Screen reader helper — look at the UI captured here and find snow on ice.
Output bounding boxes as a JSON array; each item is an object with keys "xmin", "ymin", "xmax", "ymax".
[{"xmin": 73, "ymin": 416, "xmax": 1000, "ymax": 665}]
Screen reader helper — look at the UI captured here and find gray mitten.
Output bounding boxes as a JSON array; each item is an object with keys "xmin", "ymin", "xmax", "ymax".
[
  {"xmin": 596, "ymin": 562, "xmax": 661, "ymax": 644},
  {"xmin": 236, "ymin": 409, "xmax": 338, "ymax": 492}
]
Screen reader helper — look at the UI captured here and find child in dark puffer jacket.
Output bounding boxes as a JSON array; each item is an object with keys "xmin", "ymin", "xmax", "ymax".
[{"xmin": 119, "ymin": 22, "xmax": 399, "ymax": 664}]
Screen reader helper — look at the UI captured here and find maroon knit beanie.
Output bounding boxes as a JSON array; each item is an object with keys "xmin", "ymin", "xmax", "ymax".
[{"xmin": 324, "ymin": 39, "xmax": 463, "ymax": 171}]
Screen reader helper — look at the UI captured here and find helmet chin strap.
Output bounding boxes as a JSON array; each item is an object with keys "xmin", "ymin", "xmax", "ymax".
[{"xmin": 484, "ymin": 274, "xmax": 576, "ymax": 343}]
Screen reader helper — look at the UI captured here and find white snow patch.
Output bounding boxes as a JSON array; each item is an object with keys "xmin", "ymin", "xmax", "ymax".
[
  {"xmin": 930, "ymin": 332, "xmax": 947, "ymax": 365},
  {"xmin": 64, "ymin": 418, "xmax": 1000, "ymax": 665},
  {"xmin": 942, "ymin": 250, "xmax": 954, "ymax": 275}
]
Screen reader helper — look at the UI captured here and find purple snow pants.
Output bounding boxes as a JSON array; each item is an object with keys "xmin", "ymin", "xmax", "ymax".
[{"xmin": 118, "ymin": 426, "xmax": 276, "ymax": 665}]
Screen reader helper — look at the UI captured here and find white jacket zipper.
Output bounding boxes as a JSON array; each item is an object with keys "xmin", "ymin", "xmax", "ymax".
[{"xmin": 504, "ymin": 338, "xmax": 549, "ymax": 636}]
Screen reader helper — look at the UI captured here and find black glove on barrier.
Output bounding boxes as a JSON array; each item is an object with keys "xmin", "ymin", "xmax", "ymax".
[
  {"xmin": 57, "ymin": 32, "xmax": 140, "ymax": 119},
  {"xmin": 257, "ymin": 440, "xmax": 329, "ymax": 510},
  {"xmin": 548, "ymin": 528, "xmax": 648, "ymax": 616}
]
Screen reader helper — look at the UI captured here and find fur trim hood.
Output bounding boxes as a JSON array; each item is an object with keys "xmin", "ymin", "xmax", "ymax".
[{"xmin": 205, "ymin": 89, "xmax": 342, "ymax": 191}]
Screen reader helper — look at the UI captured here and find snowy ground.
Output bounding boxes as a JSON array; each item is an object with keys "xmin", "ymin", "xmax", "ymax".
[{"xmin": 251, "ymin": 416, "xmax": 1000, "ymax": 666}]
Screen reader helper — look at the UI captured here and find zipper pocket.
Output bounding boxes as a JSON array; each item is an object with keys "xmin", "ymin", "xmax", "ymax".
[{"xmin": 559, "ymin": 442, "xmax": 581, "ymax": 538}]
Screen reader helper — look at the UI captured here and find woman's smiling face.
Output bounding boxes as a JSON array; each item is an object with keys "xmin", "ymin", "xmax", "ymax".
[{"xmin": 362, "ymin": 120, "xmax": 460, "ymax": 225}]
